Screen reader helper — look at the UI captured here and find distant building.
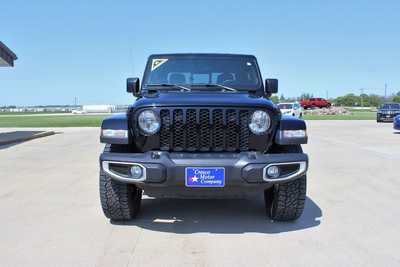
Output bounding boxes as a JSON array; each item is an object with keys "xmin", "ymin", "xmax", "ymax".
[
  {"xmin": 0, "ymin": 104, "xmax": 124, "ymax": 114},
  {"xmin": 115, "ymin": 105, "xmax": 129, "ymax": 113},
  {"xmin": 0, "ymin": 41, "xmax": 17, "ymax": 67},
  {"xmin": 82, "ymin": 105, "xmax": 115, "ymax": 113},
  {"xmin": 0, "ymin": 105, "xmax": 79, "ymax": 113}
]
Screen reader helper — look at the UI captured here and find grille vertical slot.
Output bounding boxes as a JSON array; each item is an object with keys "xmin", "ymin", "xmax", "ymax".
[
  {"xmin": 186, "ymin": 109, "xmax": 198, "ymax": 151},
  {"xmin": 160, "ymin": 109, "xmax": 171, "ymax": 150},
  {"xmin": 239, "ymin": 110, "xmax": 250, "ymax": 150},
  {"xmin": 173, "ymin": 109, "xmax": 185, "ymax": 151},
  {"xmin": 226, "ymin": 110, "xmax": 239, "ymax": 151},
  {"xmin": 212, "ymin": 109, "xmax": 224, "ymax": 151},
  {"xmin": 199, "ymin": 109, "xmax": 211, "ymax": 151}
]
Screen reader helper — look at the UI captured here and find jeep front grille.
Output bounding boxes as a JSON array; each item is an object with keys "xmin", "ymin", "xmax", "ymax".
[{"xmin": 158, "ymin": 108, "xmax": 253, "ymax": 152}]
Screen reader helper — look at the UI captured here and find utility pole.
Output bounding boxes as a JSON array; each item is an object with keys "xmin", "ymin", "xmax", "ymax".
[
  {"xmin": 74, "ymin": 97, "xmax": 78, "ymax": 107},
  {"xmin": 326, "ymin": 90, "xmax": 329, "ymax": 100},
  {"xmin": 384, "ymin": 83, "xmax": 387, "ymax": 99},
  {"xmin": 360, "ymin": 88, "xmax": 364, "ymax": 107}
]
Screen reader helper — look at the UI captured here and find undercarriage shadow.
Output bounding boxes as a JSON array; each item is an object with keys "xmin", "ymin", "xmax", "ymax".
[{"xmin": 112, "ymin": 196, "xmax": 322, "ymax": 234}]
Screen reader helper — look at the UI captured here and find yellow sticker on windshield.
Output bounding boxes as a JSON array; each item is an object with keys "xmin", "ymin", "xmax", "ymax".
[{"xmin": 151, "ymin": 58, "xmax": 168, "ymax": 71}]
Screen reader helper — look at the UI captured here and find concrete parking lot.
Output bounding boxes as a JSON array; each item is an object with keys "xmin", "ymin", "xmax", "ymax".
[{"xmin": 0, "ymin": 121, "xmax": 399, "ymax": 267}]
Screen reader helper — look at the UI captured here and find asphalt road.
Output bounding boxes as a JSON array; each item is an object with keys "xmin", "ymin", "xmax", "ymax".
[{"xmin": 0, "ymin": 121, "xmax": 399, "ymax": 267}]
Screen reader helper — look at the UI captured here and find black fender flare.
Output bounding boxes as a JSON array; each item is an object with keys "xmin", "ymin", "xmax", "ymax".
[
  {"xmin": 100, "ymin": 114, "xmax": 130, "ymax": 144},
  {"xmin": 275, "ymin": 116, "xmax": 308, "ymax": 145}
]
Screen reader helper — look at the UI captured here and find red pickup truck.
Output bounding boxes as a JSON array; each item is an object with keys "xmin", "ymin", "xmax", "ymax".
[{"xmin": 300, "ymin": 98, "xmax": 331, "ymax": 109}]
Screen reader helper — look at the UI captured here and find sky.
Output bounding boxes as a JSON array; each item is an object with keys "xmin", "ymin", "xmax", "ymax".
[{"xmin": 1, "ymin": 0, "xmax": 399, "ymax": 106}]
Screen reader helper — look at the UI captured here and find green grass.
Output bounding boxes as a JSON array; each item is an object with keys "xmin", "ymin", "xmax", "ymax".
[
  {"xmin": 0, "ymin": 115, "xmax": 107, "ymax": 127},
  {"xmin": 0, "ymin": 112, "xmax": 68, "ymax": 115},
  {"xmin": 0, "ymin": 111, "xmax": 377, "ymax": 127},
  {"xmin": 303, "ymin": 111, "xmax": 376, "ymax": 120}
]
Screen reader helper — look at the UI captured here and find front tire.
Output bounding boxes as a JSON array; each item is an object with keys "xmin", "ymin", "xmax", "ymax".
[
  {"xmin": 99, "ymin": 170, "xmax": 142, "ymax": 221},
  {"xmin": 265, "ymin": 144, "xmax": 307, "ymax": 221},
  {"xmin": 264, "ymin": 175, "xmax": 306, "ymax": 221}
]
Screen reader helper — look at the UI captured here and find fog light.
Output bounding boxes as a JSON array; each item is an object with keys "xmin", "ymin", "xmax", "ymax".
[
  {"xmin": 130, "ymin": 165, "xmax": 143, "ymax": 179},
  {"xmin": 266, "ymin": 165, "xmax": 280, "ymax": 179}
]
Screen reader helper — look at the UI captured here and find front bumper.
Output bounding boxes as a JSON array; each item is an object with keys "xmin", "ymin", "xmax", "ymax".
[
  {"xmin": 100, "ymin": 151, "xmax": 308, "ymax": 189},
  {"xmin": 377, "ymin": 113, "xmax": 398, "ymax": 121}
]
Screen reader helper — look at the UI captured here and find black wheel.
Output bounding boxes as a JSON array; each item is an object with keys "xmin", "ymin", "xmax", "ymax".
[
  {"xmin": 99, "ymin": 145, "xmax": 142, "ymax": 221},
  {"xmin": 264, "ymin": 175, "xmax": 306, "ymax": 221},
  {"xmin": 99, "ymin": 170, "xmax": 142, "ymax": 221},
  {"xmin": 264, "ymin": 145, "xmax": 307, "ymax": 221}
]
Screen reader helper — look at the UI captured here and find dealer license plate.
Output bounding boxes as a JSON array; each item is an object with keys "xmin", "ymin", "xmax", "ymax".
[{"xmin": 185, "ymin": 167, "xmax": 225, "ymax": 187}]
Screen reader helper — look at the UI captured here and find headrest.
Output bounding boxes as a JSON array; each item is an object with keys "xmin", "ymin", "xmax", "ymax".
[
  {"xmin": 168, "ymin": 73, "xmax": 186, "ymax": 84},
  {"xmin": 217, "ymin": 73, "xmax": 234, "ymax": 84}
]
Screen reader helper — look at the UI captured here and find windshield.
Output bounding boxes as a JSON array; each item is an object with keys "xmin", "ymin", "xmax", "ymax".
[
  {"xmin": 143, "ymin": 56, "xmax": 262, "ymax": 91},
  {"xmin": 381, "ymin": 103, "xmax": 400, "ymax": 109},
  {"xmin": 278, "ymin": 104, "xmax": 293, "ymax": 109}
]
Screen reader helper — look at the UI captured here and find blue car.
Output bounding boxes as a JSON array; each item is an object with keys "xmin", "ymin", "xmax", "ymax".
[{"xmin": 394, "ymin": 115, "xmax": 400, "ymax": 130}]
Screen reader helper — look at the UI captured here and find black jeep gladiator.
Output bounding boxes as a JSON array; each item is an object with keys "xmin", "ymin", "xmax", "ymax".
[{"xmin": 99, "ymin": 53, "xmax": 308, "ymax": 221}]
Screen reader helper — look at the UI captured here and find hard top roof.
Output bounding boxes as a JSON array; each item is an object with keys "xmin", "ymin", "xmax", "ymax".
[
  {"xmin": 148, "ymin": 53, "xmax": 256, "ymax": 58},
  {"xmin": 0, "ymin": 42, "xmax": 17, "ymax": 59},
  {"xmin": 0, "ymin": 41, "xmax": 17, "ymax": 67}
]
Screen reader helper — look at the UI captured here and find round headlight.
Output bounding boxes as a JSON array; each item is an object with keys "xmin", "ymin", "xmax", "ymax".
[
  {"xmin": 249, "ymin": 110, "xmax": 270, "ymax": 135},
  {"xmin": 138, "ymin": 110, "xmax": 160, "ymax": 135}
]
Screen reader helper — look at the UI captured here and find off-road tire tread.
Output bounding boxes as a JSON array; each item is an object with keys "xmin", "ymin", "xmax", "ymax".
[
  {"xmin": 266, "ymin": 176, "xmax": 306, "ymax": 221},
  {"xmin": 265, "ymin": 144, "xmax": 307, "ymax": 221},
  {"xmin": 100, "ymin": 145, "xmax": 142, "ymax": 221}
]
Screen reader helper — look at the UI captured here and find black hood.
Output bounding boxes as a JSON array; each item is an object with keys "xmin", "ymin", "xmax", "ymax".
[{"xmin": 130, "ymin": 92, "xmax": 277, "ymax": 110}]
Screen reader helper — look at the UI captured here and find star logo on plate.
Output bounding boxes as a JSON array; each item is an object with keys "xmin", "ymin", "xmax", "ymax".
[{"xmin": 191, "ymin": 176, "xmax": 199, "ymax": 182}]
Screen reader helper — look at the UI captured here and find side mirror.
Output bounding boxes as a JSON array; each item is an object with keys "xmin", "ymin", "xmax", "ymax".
[
  {"xmin": 265, "ymin": 79, "xmax": 278, "ymax": 96},
  {"xmin": 127, "ymin": 78, "xmax": 140, "ymax": 97}
]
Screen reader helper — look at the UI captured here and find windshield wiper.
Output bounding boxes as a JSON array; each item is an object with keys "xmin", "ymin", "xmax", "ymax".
[
  {"xmin": 146, "ymin": 83, "xmax": 191, "ymax": 92},
  {"xmin": 191, "ymin": 84, "xmax": 238, "ymax": 92}
]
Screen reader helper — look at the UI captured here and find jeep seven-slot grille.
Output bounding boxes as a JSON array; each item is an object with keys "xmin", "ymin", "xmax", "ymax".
[{"xmin": 159, "ymin": 108, "xmax": 252, "ymax": 152}]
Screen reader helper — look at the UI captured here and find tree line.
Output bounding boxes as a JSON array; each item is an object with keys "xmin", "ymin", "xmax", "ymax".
[{"xmin": 271, "ymin": 92, "xmax": 400, "ymax": 107}]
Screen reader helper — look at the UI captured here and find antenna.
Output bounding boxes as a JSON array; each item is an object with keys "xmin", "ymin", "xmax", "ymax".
[{"xmin": 130, "ymin": 47, "xmax": 135, "ymax": 75}]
